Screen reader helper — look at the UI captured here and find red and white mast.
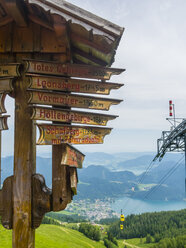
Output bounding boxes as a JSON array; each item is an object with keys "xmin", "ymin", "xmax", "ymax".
[{"xmin": 169, "ymin": 100, "xmax": 176, "ymax": 127}]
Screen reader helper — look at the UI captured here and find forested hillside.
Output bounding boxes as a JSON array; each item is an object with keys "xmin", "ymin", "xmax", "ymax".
[{"xmin": 109, "ymin": 209, "xmax": 186, "ymax": 244}]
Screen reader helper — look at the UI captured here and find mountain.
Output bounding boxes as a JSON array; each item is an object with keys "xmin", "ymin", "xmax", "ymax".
[
  {"xmin": 117, "ymin": 155, "xmax": 153, "ymax": 174},
  {"xmin": 76, "ymin": 165, "xmax": 136, "ymax": 199},
  {"xmin": 78, "ymin": 165, "xmax": 136, "ymax": 182},
  {"xmin": 1, "ymin": 152, "xmax": 185, "ymax": 200},
  {"xmin": 83, "ymin": 152, "xmax": 154, "ymax": 170},
  {"xmin": 1, "ymin": 156, "xmax": 52, "ymax": 188}
]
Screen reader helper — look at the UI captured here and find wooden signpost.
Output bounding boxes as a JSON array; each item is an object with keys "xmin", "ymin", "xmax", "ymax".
[
  {"xmin": 61, "ymin": 144, "xmax": 85, "ymax": 168},
  {"xmin": 0, "ymin": 64, "xmax": 20, "ymax": 77},
  {"xmin": 36, "ymin": 123, "xmax": 112, "ymax": 145},
  {"xmin": 0, "ymin": 1, "xmax": 125, "ymax": 247},
  {"xmin": 28, "ymin": 90, "xmax": 122, "ymax": 110},
  {"xmin": 0, "ymin": 78, "xmax": 14, "ymax": 92},
  {"xmin": 27, "ymin": 75, "xmax": 123, "ymax": 95},
  {"xmin": 31, "ymin": 106, "xmax": 117, "ymax": 126},
  {"xmin": 25, "ymin": 60, "xmax": 125, "ymax": 80}
]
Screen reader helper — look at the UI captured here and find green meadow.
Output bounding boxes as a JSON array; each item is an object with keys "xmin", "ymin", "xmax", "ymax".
[
  {"xmin": 0, "ymin": 224, "xmax": 105, "ymax": 248},
  {"xmin": 118, "ymin": 238, "xmax": 154, "ymax": 248}
]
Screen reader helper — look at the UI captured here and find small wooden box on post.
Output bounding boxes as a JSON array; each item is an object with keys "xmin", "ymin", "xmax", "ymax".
[{"xmin": 0, "ymin": 0, "xmax": 125, "ymax": 247}]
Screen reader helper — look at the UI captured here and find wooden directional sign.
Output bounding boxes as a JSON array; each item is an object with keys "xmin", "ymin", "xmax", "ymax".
[
  {"xmin": 36, "ymin": 124, "xmax": 112, "ymax": 145},
  {"xmin": 61, "ymin": 144, "xmax": 85, "ymax": 168},
  {"xmin": 0, "ymin": 78, "xmax": 14, "ymax": 92},
  {"xmin": 31, "ymin": 106, "xmax": 117, "ymax": 126},
  {"xmin": 0, "ymin": 115, "xmax": 10, "ymax": 130},
  {"xmin": 0, "ymin": 93, "xmax": 7, "ymax": 114},
  {"xmin": 0, "ymin": 64, "xmax": 20, "ymax": 77},
  {"xmin": 25, "ymin": 60, "xmax": 125, "ymax": 80},
  {"xmin": 28, "ymin": 90, "xmax": 122, "ymax": 111},
  {"xmin": 27, "ymin": 74, "xmax": 123, "ymax": 95}
]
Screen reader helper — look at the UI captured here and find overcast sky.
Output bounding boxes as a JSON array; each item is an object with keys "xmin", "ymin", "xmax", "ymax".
[{"xmin": 2, "ymin": 0, "xmax": 186, "ymax": 156}]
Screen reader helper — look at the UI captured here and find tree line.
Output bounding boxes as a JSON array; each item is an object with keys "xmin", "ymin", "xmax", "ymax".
[
  {"xmin": 108, "ymin": 209, "xmax": 186, "ymax": 246},
  {"xmin": 46, "ymin": 212, "xmax": 87, "ymax": 223},
  {"xmin": 79, "ymin": 223, "xmax": 101, "ymax": 241}
]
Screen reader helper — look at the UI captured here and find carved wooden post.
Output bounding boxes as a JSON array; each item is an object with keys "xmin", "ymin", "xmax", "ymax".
[
  {"xmin": 52, "ymin": 144, "xmax": 72, "ymax": 211},
  {"xmin": 12, "ymin": 76, "xmax": 36, "ymax": 248}
]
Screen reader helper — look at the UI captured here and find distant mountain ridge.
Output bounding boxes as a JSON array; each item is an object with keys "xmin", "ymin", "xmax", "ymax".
[{"xmin": 1, "ymin": 152, "xmax": 185, "ymax": 200}]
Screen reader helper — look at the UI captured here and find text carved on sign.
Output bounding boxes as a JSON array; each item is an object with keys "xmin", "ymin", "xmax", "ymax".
[
  {"xmin": 28, "ymin": 90, "xmax": 122, "ymax": 111},
  {"xmin": 25, "ymin": 60, "xmax": 125, "ymax": 80},
  {"xmin": 27, "ymin": 75, "xmax": 123, "ymax": 95},
  {"xmin": 31, "ymin": 106, "xmax": 117, "ymax": 126},
  {"xmin": 36, "ymin": 124, "xmax": 112, "ymax": 145},
  {"xmin": 0, "ymin": 64, "xmax": 20, "ymax": 77}
]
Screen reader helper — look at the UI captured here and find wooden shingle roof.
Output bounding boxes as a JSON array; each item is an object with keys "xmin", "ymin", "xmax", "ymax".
[{"xmin": 0, "ymin": 0, "xmax": 124, "ymax": 66}]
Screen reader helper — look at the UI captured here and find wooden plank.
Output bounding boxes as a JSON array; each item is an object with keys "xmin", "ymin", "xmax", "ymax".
[
  {"xmin": 29, "ymin": 14, "xmax": 53, "ymax": 31},
  {"xmin": 61, "ymin": 144, "xmax": 84, "ymax": 168},
  {"xmin": 5, "ymin": 22, "xmax": 13, "ymax": 52},
  {"xmin": 12, "ymin": 25, "xmax": 34, "ymax": 52},
  {"xmin": 26, "ymin": 0, "xmax": 124, "ymax": 38},
  {"xmin": 33, "ymin": 23, "xmax": 41, "ymax": 52},
  {"xmin": 52, "ymin": 144, "xmax": 72, "ymax": 211},
  {"xmin": 36, "ymin": 123, "xmax": 112, "ymax": 145},
  {"xmin": 31, "ymin": 106, "xmax": 117, "ymax": 126},
  {"xmin": 25, "ymin": 60, "xmax": 125, "ymax": 80},
  {"xmin": 13, "ymin": 76, "xmax": 35, "ymax": 247},
  {"xmin": 40, "ymin": 27, "xmax": 66, "ymax": 53},
  {"xmin": 0, "ymin": 15, "xmax": 13, "ymax": 27},
  {"xmin": 0, "ymin": 77, "xmax": 13, "ymax": 92},
  {"xmin": 28, "ymin": 90, "xmax": 122, "ymax": 111},
  {"xmin": 70, "ymin": 31, "xmax": 112, "ymax": 54},
  {"xmin": 0, "ymin": 176, "xmax": 13, "ymax": 229},
  {"xmin": 0, "ymin": 93, "xmax": 7, "ymax": 114},
  {"xmin": 27, "ymin": 74, "xmax": 123, "ymax": 95},
  {"xmin": 0, "ymin": 24, "xmax": 8, "ymax": 52},
  {"xmin": 0, "ymin": 63, "xmax": 20, "ymax": 77},
  {"xmin": 0, "ymin": 115, "xmax": 10, "ymax": 130},
  {"xmin": 69, "ymin": 167, "xmax": 78, "ymax": 195},
  {"xmin": 5, "ymin": 0, "xmax": 27, "ymax": 27}
]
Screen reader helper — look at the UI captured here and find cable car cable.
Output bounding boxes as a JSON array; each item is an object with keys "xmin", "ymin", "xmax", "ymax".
[
  {"xmin": 144, "ymin": 155, "xmax": 184, "ymax": 200},
  {"xmin": 123, "ymin": 158, "xmax": 157, "ymax": 210},
  {"xmin": 129, "ymin": 155, "xmax": 184, "ymax": 213}
]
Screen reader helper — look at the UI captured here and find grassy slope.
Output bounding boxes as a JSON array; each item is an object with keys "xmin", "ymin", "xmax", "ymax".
[
  {"xmin": 0, "ymin": 224, "xmax": 105, "ymax": 248},
  {"xmin": 118, "ymin": 238, "xmax": 155, "ymax": 248}
]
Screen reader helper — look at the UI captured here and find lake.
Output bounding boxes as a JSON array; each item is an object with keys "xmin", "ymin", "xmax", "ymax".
[{"xmin": 111, "ymin": 197, "xmax": 186, "ymax": 216}]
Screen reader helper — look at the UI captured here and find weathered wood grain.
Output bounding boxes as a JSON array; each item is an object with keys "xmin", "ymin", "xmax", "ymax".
[
  {"xmin": 32, "ymin": 174, "xmax": 52, "ymax": 229},
  {"xmin": 0, "ymin": 176, "xmax": 13, "ymax": 229},
  {"xmin": 61, "ymin": 144, "xmax": 84, "ymax": 168},
  {"xmin": 13, "ymin": 76, "xmax": 36, "ymax": 248},
  {"xmin": 52, "ymin": 144, "xmax": 72, "ymax": 211}
]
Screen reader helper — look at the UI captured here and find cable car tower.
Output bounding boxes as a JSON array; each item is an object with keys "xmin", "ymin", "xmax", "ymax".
[{"xmin": 154, "ymin": 100, "xmax": 186, "ymax": 198}]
